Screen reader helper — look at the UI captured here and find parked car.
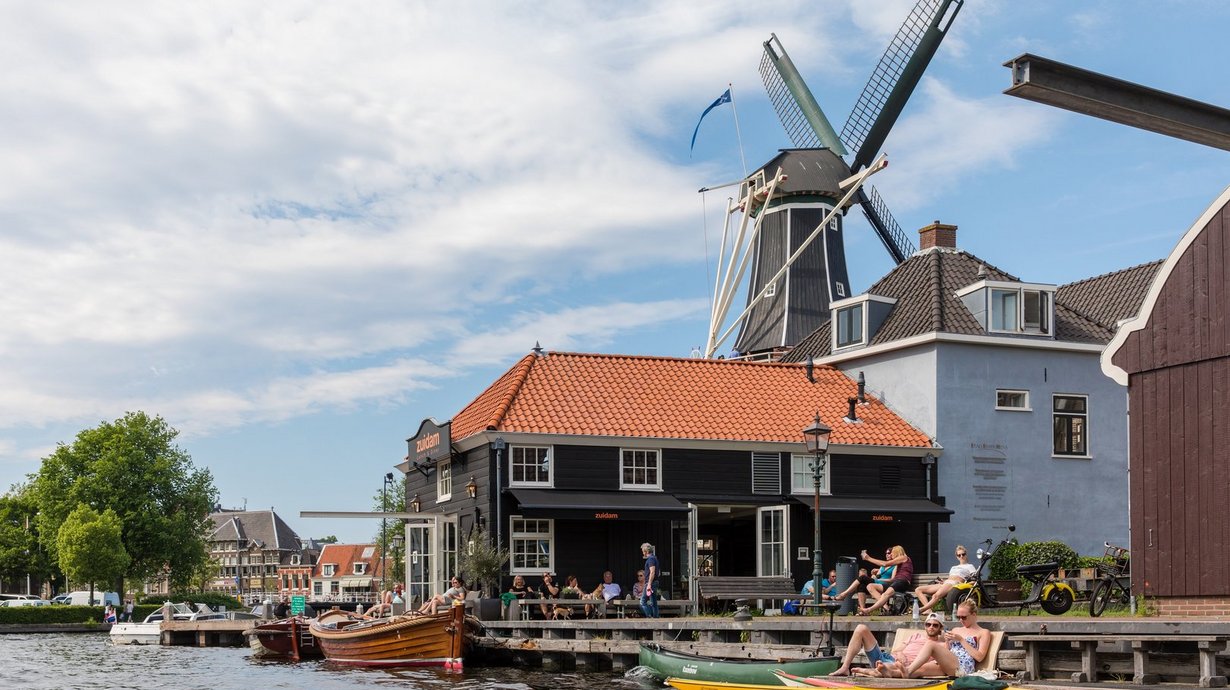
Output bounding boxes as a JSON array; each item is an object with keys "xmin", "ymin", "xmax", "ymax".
[
  {"xmin": 62, "ymin": 590, "xmax": 121, "ymax": 606},
  {"xmin": 50, "ymin": 594, "xmax": 71, "ymax": 605},
  {"xmin": 0, "ymin": 599, "xmax": 51, "ymax": 607},
  {"xmin": 0, "ymin": 593, "xmax": 38, "ymax": 601}
]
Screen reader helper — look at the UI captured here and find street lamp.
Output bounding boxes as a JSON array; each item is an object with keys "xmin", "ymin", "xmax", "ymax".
[
  {"xmin": 391, "ymin": 532, "xmax": 405, "ymax": 585},
  {"xmin": 382, "ymin": 472, "xmax": 394, "ymax": 591},
  {"xmin": 802, "ymin": 413, "xmax": 832, "ymax": 610}
]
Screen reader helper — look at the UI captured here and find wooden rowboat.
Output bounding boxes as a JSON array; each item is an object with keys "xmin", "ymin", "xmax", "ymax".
[
  {"xmin": 639, "ymin": 642, "xmax": 838, "ymax": 685},
  {"xmin": 309, "ymin": 600, "xmax": 473, "ymax": 668},
  {"xmin": 246, "ymin": 609, "xmax": 356, "ymax": 660}
]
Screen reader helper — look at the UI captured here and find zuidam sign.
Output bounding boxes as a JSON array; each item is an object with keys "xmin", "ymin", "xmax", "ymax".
[{"xmin": 408, "ymin": 418, "xmax": 451, "ymax": 465}]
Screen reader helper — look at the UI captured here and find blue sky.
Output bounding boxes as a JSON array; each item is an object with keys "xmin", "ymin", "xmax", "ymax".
[{"xmin": 1, "ymin": 1, "xmax": 1227, "ymax": 543}]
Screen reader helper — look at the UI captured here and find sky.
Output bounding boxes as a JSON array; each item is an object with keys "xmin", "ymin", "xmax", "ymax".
[{"xmin": 2, "ymin": 1, "xmax": 1228, "ymax": 544}]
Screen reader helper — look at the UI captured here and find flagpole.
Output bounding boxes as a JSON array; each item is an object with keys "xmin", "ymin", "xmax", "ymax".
[{"xmin": 726, "ymin": 83, "xmax": 748, "ymax": 176}]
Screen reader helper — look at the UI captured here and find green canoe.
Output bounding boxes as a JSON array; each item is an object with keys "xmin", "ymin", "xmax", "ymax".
[{"xmin": 639, "ymin": 643, "xmax": 839, "ymax": 685}]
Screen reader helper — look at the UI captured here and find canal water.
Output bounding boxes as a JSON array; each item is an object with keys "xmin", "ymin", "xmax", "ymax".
[{"xmin": 0, "ymin": 633, "xmax": 656, "ymax": 690}]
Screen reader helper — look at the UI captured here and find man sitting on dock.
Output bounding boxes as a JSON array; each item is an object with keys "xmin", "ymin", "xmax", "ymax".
[{"xmin": 830, "ymin": 612, "xmax": 947, "ymax": 677}]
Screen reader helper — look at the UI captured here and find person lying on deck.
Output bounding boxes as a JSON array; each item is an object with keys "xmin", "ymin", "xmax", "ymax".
[
  {"xmin": 418, "ymin": 575, "xmax": 466, "ymax": 615},
  {"xmin": 830, "ymin": 612, "xmax": 948, "ymax": 677}
]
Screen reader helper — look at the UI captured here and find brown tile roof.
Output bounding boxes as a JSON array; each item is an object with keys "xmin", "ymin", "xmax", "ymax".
[
  {"xmin": 1056, "ymin": 260, "xmax": 1163, "ymax": 330},
  {"xmin": 785, "ymin": 249, "xmax": 1157, "ymax": 361},
  {"xmin": 451, "ymin": 352, "xmax": 932, "ymax": 449},
  {"xmin": 208, "ymin": 510, "xmax": 301, "ymax": 551}
]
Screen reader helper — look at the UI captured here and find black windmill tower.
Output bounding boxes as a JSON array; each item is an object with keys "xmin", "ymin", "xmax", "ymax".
[{"xmin": 707, "ymin": 0, "xmax": 963, "ymax": 358}]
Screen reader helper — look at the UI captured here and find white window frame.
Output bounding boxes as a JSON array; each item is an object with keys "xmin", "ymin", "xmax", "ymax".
[
  {"xmin": 313, "ymin": 581, "xmax": 322, "ymax": 596},
  {"xmin": 764, "ymin": 281, "xmax": 776, "ymax": 297},
  {"xmin": 995, "ymin": 389, "xmax": 1031, "ymax": 411},
  {"xmin": 620, "ymin": 448, "xmax": 662, "ymax": 490},
  {"xmin": 436, "ymin": 458, "xmax": 452, "ymax": 502},
  {"xmin": 353, "ymin": 562, "xmax": 366, "ymax": 575},
  {"xmin": 756, "ymin": 506, "xmax": 790, "ymax": 577},
  {"xmin": 790, "ymin": 454, "xmax": 831, "ymax": 495},
  {"xmin": 322, "ymin": 564, "xmax": 335, "ymax": 577},
  {"xmin": 509, "ymin": 445, "xmax": 552, "ymax": 487},
  {"xmin": 1052, "ymin": 393, "xmax": 1090, "ymax": 458},
  {"xmin": 834, "ymin": 302, "xmax": 865, "ymax": 349},
  {"xmin": 290, "ymin": 554, "xmax": 300, "ymax": 565},
  {"xmin": 509, "ymin": 516, "xmax": 554, "ymax": 575}
]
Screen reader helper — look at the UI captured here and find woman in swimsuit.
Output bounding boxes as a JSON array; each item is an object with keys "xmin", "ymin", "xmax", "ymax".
[{"xmin": 901, "ymin": 600, "xmax": 991, "ymax": 677}]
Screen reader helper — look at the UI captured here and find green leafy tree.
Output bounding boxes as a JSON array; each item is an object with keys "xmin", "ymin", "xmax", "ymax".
[
  {"xmin": 315, "ymin": 535, "xmax": 339, "ymax": 544},
  {"xmin": 371, "ymin": 478, "xmax": 406, "ymax": 585},
  {"xmin": 31, "ymin": 411, "xmax": 218, "ymax": 593},
  {"xmin": 56, "ymin": 504, "xmax": 130, "ymax": 595},
  {"xmin": 457, "ymin": 525, "xmax": 508, "ymax": 598},
  {"xmin": 0, "ymin": 487, "xmax": 55, "ymax": 593}
]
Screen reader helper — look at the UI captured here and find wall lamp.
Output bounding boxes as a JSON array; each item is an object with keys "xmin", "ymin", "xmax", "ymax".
[
  {"xmin": 465, "ymin": 476, "xmax": 478, "ymax": 500},
  {"xmin": 410, "ymin": 494, "xmax": 421, "ymax": 513}
]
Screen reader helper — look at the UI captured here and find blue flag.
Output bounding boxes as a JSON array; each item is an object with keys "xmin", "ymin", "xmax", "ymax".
[{"xmin": 690, "ymin": 89, "xmax": 732, "ymax": 154}]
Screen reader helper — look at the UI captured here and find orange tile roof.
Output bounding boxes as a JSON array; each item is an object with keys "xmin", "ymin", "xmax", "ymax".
[
  {"xmin": 450, "ymin": 351, "xmax": 931, "ymax": 448},
  {"xmin": 315, "ymin": 543, "xmax": 384, "ymax": 579}
]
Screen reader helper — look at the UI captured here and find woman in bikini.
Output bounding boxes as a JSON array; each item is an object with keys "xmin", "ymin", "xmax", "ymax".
[{"xmin": 899, "ymin": 600, "xmax": 991, "ymax": 677}]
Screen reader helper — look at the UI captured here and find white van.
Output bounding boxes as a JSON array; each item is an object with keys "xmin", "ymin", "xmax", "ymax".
[{"xmin": 64, "ymin": 590, "xmax": 120, "ymax": 606}]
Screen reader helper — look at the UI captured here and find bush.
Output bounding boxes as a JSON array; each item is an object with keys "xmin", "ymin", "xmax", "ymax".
[
  {"xmin": 1013, "ymin": 541, "xmax": 1080, "ymax": 572},
  {"xmin": 0, "ymin": 605, "xmax": 107, "ymax": 625},
  {"xmin": 138, "ymin": 591, "xmax": 242, "ymax": 611},
  {"xmin": 988, "ymin": 540, "xmax": 1020, "ymax": 581}
]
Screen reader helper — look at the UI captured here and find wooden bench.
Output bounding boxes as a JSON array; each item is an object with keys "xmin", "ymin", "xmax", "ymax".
[
  {"xmin": 607, "ymin": 598, "xmax": 692, "ymax": 618},
  {"xmin": 512, "ymin": 598, "xmax": 606, "ymax": 620},
  {"xmin": 696, "ymin": 576, "xmax": 799, "ymax": 611},
  {"xmin": 1011, "ymin": 633, "xmax": 1229, "ymax": 686}
]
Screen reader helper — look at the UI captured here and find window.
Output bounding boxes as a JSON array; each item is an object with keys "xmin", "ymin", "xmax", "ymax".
[
  {"xmin": 620, "ymin": 449, "xmax": 661, "ymax": 489},
  {"xmin": 790, "ymin": 454, "xmax": 830, "ymax": 494},
  {"xmin": 353, "ymin": 562, "xmax": 366, "ymax": 575},
  {"xmin": 996, "ymin": 389, "xmax": 1030, "ymax": 411},
  {"xmin": 764, "ymin": 281, "xmax": 776, "ymax": 297},
  {"xmin": 510, "ymin": 446, "xmax": 551, "ymax": 486},
  {"xmin": 835, "ymin": 303, "xmax": 864, "ymax": 348},
  {"xmin": 437, "ymin": 458, "xmax": 452, "ymax": 501},
  {"xmin": 510, "ymin": 517, "xmax": 553, "ymax": 574},
  {"xmin": 322, "ymin": 564, "xmax": 335, "ymax": 577},
  {"xmin": 990, "ymin": 287, "xmax": 1051, "ymax": 334},
  {"xmin": 313, "ymin": 581, "xmax": 322, "ymax": 596},
  {"xmin": 1053, "ymin": 395, "xmax": 1089, "ymax": 456},
  {"xmin": 290, "ymin": 554, "xmax": 300, "ymax": 565}
]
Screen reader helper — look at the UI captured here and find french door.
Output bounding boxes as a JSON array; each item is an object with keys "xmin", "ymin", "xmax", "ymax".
[{"xmin": 756, "ymin": 505, "xmax": 790, "ymax": 577}]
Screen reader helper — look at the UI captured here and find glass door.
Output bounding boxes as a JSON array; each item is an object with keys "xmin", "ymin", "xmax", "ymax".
[
  {"xmin": 438, "ymin": 517, "xmax": 458, "ymax": 592},
  {"xmin": 756, "ymin": 505, "xmax": 789, "ymax": 577},
  {"xmin": 406, "ymin": 519, "xmax": 435, "ymax": 608}
]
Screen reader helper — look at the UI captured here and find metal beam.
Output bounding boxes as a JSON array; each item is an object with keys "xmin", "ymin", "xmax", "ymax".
[
  {"xmin": 300, "ymin": 510, "xmax": 423, "ymax": 520},
  {"xmin": 1004, "ymin": 53, "xmax": 1230, "ymax": 152}
]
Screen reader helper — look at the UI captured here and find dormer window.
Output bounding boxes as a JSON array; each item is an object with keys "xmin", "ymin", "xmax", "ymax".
[
  {"xmin": 353, "ymin": 562, "xmax": 366, "ymax": 575},
  {"xmin": 958, "ymin": 280, "xmax": 1055, "ymax": 336},
  {"xmin": 830, "ymin": 294, "xmax": 897, "ymax": 351},
  {"xmin": 322, "ymin": 564, "xmax": 335, "ymax": 577},
  {"xmin": 290, "ymin": 554, "xmax": 301, "ymax": 565}
]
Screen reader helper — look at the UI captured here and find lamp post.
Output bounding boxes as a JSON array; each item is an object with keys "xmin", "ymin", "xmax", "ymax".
[
  {"xmin": 391, "ymin": 532, "xmax": 404, "ymax": 585},
  {"xmin": 802, "ymin": 413, "xmax": 832, "ymax": 609},
  {"xmin": 382, "ymin": 472, "xmax": 394, "ymax": 592}
]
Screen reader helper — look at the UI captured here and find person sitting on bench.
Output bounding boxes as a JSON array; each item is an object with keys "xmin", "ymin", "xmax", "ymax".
[{"xmin": 916, "ymin": 545, "xmax": 977, "ymax": 614}]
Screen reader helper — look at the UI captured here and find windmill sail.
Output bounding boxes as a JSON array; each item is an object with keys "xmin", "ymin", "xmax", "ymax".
[
  {"xmin": 842, "ymin": 0, "xmax": 964, "ymax": 173},
  {"xmin": 760, "ymin": 35, "xmax": 847, "ymax": 155}
]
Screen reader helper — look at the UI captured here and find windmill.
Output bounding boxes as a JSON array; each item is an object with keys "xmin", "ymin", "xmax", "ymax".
[{"xmin": 705, "ymin": 0, "xmax": 963, "ymax": 358}]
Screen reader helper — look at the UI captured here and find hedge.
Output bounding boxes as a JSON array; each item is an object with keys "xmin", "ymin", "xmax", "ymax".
[
  {"xmin": 138, "ymin": 592, "xmax": 242, "ymax": 611},
  {"xmin": 988, "ymin": 539, "xmax": 1080, "ymax": 585}
]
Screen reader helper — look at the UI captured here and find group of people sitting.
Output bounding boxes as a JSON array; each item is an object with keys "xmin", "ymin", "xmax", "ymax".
[
  {"xmin": 504, "ymin": 569, "xmax": 643, "ymax": 619},
  {"xmin": 832, "ymin": 601, "xmax": 991, "ymax": 678},
  {"xmin": 796, "ymin": 544, "xmax": 978, "ymax": 618}
]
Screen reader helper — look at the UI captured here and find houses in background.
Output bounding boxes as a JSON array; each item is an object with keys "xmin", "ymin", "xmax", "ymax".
[{"xmin": 204, "ymin": 508, "xmax": 385, "ymax": 605}]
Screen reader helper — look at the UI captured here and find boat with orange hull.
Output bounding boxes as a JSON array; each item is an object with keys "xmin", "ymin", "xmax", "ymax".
[
  {"xmin": 246, "ymin": 609, "xmax": 356, "ymax": 660},
  {"xmin": 309, "ymin": 601, "xmax": 473, "ymax": 668}
]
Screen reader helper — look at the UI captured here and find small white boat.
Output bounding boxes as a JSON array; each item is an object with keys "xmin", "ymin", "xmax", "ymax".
[{"xmin": 110, "ymin": 602, "xmax": 220, "ymax": 645}]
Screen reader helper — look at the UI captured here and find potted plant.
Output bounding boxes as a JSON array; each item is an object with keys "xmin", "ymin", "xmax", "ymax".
[
  {"xmin": 559, "ymin": 587, "xmax": 581, "ymax": 600},
  {"xmin": 457, "ymin": 525, "xmax": 508, "ymax": 621}
]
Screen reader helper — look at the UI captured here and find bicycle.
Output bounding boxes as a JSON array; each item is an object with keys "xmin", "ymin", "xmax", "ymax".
[{"xmin": 1089, "ymin": 542, "xmax": 1130, "ymax": 617}]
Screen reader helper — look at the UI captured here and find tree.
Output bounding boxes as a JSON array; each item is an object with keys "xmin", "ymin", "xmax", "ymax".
[
  {"xmin": 315, "ymin": 535, "xmax": 339, "ymax": 544},
  {"xmin": 56, "ymin": 504, "xmax": 130, "ymax": 596},
  {"xmin": 457, "ymin": 525, "xmax": 508, "ymax": 598},
  {"xmin": 0, "ymin": 487, "xmax": 55, "ymax": 593},
  {"xmin": 371, "ymin": 478, "xmax": 406, "ymax": 585},
  {"xmin": 31, "ymin": 411, "xmax": 218, "ymax": 593}
]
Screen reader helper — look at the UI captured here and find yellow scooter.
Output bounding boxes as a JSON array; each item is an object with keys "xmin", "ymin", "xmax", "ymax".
[{"xmin": 946, "ymin": 525, "xmax": 1076, "ymax": 615}]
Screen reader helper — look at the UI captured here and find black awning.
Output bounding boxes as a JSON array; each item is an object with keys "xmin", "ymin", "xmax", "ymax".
[
  {"xmin": 508, "ymin": 489, "xmax": 689, "ymax": 521},
  {"xmin": 792, "ymin": 495, "xmax": 953, "ymax": 523}
]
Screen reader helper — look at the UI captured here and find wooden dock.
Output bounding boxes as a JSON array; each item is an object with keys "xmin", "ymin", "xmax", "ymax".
[{"xmin": 161, "ymin": 619, "xmax": 257, "ymax": 647}]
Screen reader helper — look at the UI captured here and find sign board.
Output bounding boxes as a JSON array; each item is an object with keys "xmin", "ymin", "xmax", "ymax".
[
  {"xmin": 291, "ymin": 595, "xmax": 305, "ymax": 615},
  {"xmin": 408, "ymin": 418, "xmax": 451, "ymax": 466}
]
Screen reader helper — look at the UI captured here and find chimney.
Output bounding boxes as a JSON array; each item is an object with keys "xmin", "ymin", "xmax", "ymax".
[
  {"xmin": 857, "ymin": 371, "xmax": 866, "ymax": 404},
  {"xmin": 918, "ymin": 221, "xmax": 958, "ymax": 250},
  {"xmin": 845, "ymin": 397, "xmax": 859, "ymax": 423}
]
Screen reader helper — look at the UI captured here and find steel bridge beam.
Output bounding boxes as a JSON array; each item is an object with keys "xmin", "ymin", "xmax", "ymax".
[{"xmin": 1004, "ymin": 53, "xmax": 1230, "ymax": 152}]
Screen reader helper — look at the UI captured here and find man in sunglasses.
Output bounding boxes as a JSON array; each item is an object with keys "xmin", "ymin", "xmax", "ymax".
[{"xmin": 830, "ymin": 612, "xmax": 948, "ymax": 677}]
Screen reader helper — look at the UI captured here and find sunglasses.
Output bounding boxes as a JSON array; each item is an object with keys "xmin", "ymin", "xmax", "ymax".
[
  {"xmin": 956, "ymin": 614, "xmax": 969, "ymax": 620},
  {"xmin": 924, "ymin": 623, "xmax": 942, "ymax": 629}
]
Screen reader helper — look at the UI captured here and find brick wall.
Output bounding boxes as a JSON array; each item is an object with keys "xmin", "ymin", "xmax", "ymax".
[{"xmin": 1154, "ymin": 596, "xmax": 1230, "ymax": 616}]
